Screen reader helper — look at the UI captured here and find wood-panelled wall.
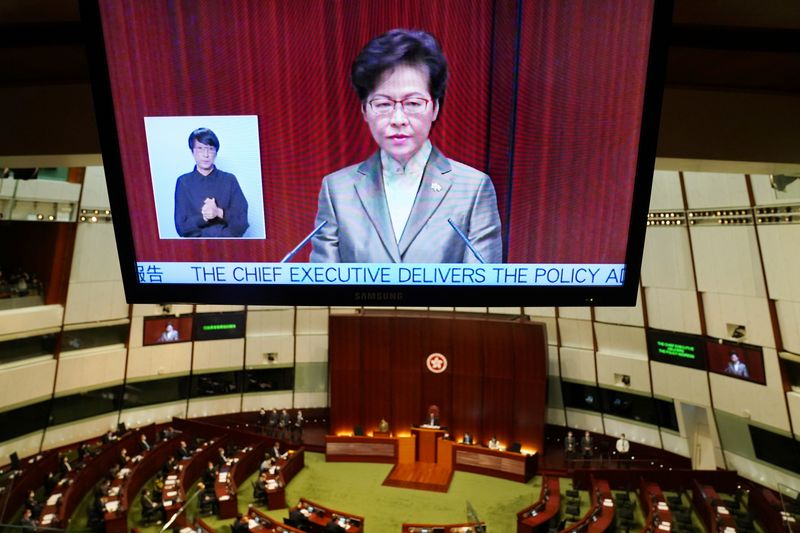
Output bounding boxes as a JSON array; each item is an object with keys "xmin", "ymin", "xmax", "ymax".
[{"xmin": 329, "ymin": 312, "xmax": 548, "ymax": 453}]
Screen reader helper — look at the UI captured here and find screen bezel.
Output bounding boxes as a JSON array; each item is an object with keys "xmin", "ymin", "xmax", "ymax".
[{"xmin": 80, "ymin": 0, "xmax": 673, "ymax": 306}]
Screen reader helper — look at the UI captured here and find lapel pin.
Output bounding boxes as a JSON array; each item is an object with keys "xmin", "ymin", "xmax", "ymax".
[{"xmin": 431, "ymin": 182, "xmax": 442, "ymax": 192}]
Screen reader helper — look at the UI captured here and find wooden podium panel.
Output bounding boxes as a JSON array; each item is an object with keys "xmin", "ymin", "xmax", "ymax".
[{"xmin": 411, "ymin": 427, "xmax": 446, "ymax": 463}]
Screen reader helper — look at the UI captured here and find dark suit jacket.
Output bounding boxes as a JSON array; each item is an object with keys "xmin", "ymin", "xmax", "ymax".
[
  {"xmin": 231, "ymin": 520, "xmax": 249, "ymax": 533},
  {"xmin": 311, "ymin": 147, "xmax": 502, "ymax": 263}
]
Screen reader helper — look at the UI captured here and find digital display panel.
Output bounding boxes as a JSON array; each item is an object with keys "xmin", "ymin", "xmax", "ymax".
[
  {"xmin": 142, "ymin": 316, "xmax": 194, "ymax": 346},
  {"xmin": 646, "ymin": 329, "xmax": 708, "ymax": 370},
  {"xmin": 707, "ymin": 340, "xmax": 766, "ymax": 386},
  {"xmin": 81, "ymin": 0, "xmax": 671, "ymax": 306},
  {"xmin": 193, "ymin": 312, "xmax": 247, "ymax": 341}
]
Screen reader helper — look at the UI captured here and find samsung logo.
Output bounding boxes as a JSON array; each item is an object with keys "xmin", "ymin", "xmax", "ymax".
[{"xmin": 354, "ymin": 291, "xmax": 404, "ymax": 301}]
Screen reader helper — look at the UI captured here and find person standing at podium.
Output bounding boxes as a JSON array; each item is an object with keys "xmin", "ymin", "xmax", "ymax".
[
  {"xmin": 426, "ymin": 412, "xmax": 439, "ymax": 426},
  {"xmin": 424, "ymin": 407, "xmax": 440, "ymax": 427}
]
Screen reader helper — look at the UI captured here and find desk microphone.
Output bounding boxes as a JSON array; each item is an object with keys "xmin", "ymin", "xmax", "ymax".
[
  {"xmin": 447, "ymin": 218, "xmax": 486, "ymax": 264},
  {"xmin": 280, "ymin": 221, "xmax": 328, "ymax": 263}
]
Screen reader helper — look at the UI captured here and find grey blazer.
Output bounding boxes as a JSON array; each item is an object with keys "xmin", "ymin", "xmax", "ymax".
[{"xmin": 310, "ymin": 147, "xmax": 502, "ymax": 263}]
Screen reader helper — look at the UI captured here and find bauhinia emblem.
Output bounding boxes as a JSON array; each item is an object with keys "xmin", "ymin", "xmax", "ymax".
[{"xmin": 426, "ymin": 353, "xmax": 448, "ymax": 374}]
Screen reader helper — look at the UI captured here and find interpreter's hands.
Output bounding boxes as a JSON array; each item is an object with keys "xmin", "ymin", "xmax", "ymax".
[{"xmin": 201, "ymin": 197, "xmax": 224, "ymax": 221}]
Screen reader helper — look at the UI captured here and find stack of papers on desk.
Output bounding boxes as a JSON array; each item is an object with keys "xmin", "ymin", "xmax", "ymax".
[
  {"xmin": 657, "ymin": 522, "xmax": 671, "ymax": 531},
  {"xmin": 40, "ymin": 514, "xmax": 56, "ymax": 525},
  {"xmin": 603, "ymin": 498, "xmax": 614, "ymax": 507},
  {"xmin": 108, "ymin": 486, "xmax": 120, "ymax": 496},
  {"xmin": 218, "ymin": 472, "xmax": 228, "ymax": 482},
  {"xmin": 118, "ymin": 468, "xmax": 130, "ymax": 478},
  {"xmin": 167, "ymin": 474, "xmax": 178, "ymax": 480},
  {"xmin": 657, "ymin": 501, "xmax": 669, "ymax": 510},
  {"xmin": 47, "ymin": 494, "xmax": 61, "ymax": 506},
  {"xmin": 219, "ymin": 495, "xmax": 230, "ymax": 501},
  {"xmin": 163, "ymin": 500, "xmax": 174, "ymax": 507},
  {"xmin": 717, "ymin": 506, "xmax": 729, "ymax": 515},
  {"xmin": 105, "ymin": 501, "xmax": 120, "ymax": 513},
  {"xmin": 166, "ymin": 490, "xmax": 178, "ymax": 498}
]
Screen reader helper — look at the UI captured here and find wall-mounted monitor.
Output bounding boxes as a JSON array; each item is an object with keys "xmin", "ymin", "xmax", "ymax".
[
  {"xmin": 81, "ymin": 0, "xmax": 671, "ymax": 306},
  {"xmin": 707, "ymin": 340, "xmax": 766, "ymax": 385},
  {"xmin": 142, "ymin": 315, "xmax": 194, "ymax": 346},
  {"xmin": 646, "ymin": 329, "xmax": 708, "ymax": 370}
]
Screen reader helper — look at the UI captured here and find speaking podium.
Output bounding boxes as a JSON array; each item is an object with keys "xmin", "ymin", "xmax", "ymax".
[{"xmin": 411, "ymin": 426, "xmax": 447, "ymax": 463}]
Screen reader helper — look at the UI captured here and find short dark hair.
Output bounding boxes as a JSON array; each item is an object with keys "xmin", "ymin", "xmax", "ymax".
[
  {"xmin": 188, "ymin": 127, "xmax": 220, "ymax": 151},
  {"xmin": 351, "ymin": 29, "xmax": 448, "ymax": 107}
]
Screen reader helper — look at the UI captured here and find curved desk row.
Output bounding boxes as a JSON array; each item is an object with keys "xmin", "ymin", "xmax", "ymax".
[
  {"xmin": 692, "ymin": 479, "xmax": 736, "ymax": 532},
  {"xmin": 38, "ymin": 429, "xmax": 142, "ymax": 529},
  {"xmin": 403, "ymin": 522, "xmax": 485, "ymax": 532},
  {"xmin": 556, "ymin": 477, "xmax": 614, "ymax": 533},
  {"xmin": 162, "ymin": 436, "xmax": 228, "ymax": 527},
  {"xmin": 293, "ymin": 497, "xmax": 364, "ymax": 533},
  {"xmin": 638, "ymin": 479, "xmax": 674, "ymax": 532},
  {"xmin": 0, "ymin": 449, "xmax": 58, "ymax": 523},
  {"xmin": 216, "ymin": 442, "xmax": 305, "ymax": 518},
  {"xmin": 517, "ymin": 476, "xmax": 561, "ymax": 533},
  {"xmin": 104, "ymin": 437, "xmax": 180, "ymax": 533}
]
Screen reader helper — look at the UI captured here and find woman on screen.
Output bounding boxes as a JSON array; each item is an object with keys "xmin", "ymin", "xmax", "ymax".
[{"xmin": 310, "ymin": 29, "xmax": 502, "ymax": 264}]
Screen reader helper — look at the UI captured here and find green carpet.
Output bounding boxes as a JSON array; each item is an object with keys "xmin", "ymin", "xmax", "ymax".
[{"xmin": 134, "ymin": 452, "xmax": 540, "ymax": 532}]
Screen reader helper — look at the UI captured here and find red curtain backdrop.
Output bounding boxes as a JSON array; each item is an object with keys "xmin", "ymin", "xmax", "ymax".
[
  {"xmin": 328, "ymin": 312, "xmax": 548, "ymax": 453},
  {"xmin": 99, "ymin": 0, "xmax": 655, "ymax": 264}
]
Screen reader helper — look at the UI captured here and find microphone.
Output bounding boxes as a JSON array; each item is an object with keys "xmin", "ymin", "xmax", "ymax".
[
  {"xmin": 447, "ymin": 218, "xmax": 486, "ymax": 264},
  {"xmin": 280, "ymin": 221, "xmax": 328, "ymax": 263}
]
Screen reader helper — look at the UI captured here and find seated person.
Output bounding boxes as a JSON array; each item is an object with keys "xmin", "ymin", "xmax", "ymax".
[
  {"xmin": 487, "ymin": 436, "xmax": 500, "ymax": 450},
  {"xmin": 118, "ymin": 448, "xmax": 130, "ymax": 468},
  {"xmin": 231, "ymin": 514, "xmax": 249, "ymax": 533},
  {"xmin": 216, "ymin": 447, "xmax": 228, "ymax": 466},
  {"xmin": 198, "ymin": 483, "xmax": 219, "ymax": 515},
  {"xmin": 21, "ymin": 508, "xmax": 37, "ymax": 533},
  {"xmin": 140, "ymin": 489, "xmax": 163, "ymax": 523},
  {"xmin": 260, "ymin": 454, "xmax": 274, "ymax": 473},
  {"xmin": 324, "ymin": 518, "xmax": 347, "ymax": 533},
  {"xmin": 44, "ymin": 472, "xmax": 57, "ymax": 494},
  {"xmin": 462, "ymin": 433, "xmax": 474, "ymax": 445},
  {"xmin": 288, "ymin": 508, "xmax": 310, "ymax": 527},
  {"xmin": 269, "ymin": 441, "xmax": 282, "ymax": 460},
  {"xmin": 202, "ymin": 461, "xmax": 217, "ymax": 486},
  {"xmin": 253, "ymin": 473, "xmax": 267, "ymax": 502},
  {"xmin": 24, "ymin": 491, "xmax": 42, "ymax": 519},
  {"xmin": 60, "ymin": 455, "xmax": 73, "ymax": 476},
  {"xmin": 77, "ymin": 442, "xmax": 92, "ymax": 461},
  {"xmin": 139, "ymin": 434, "xmax": 151, "ymax": 452},
  {"xmin": 161, "ymin": 456, "xmax": 177, "ymax": 478},
  {"xmin": 176, "ymin": 441, "xmax": 191, "ymax": 459}
]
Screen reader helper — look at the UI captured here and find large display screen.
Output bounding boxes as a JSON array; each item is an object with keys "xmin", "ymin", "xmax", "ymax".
[{"xmin": 81, "ymin": 0, "xmax": 671, "ymax": 306}]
